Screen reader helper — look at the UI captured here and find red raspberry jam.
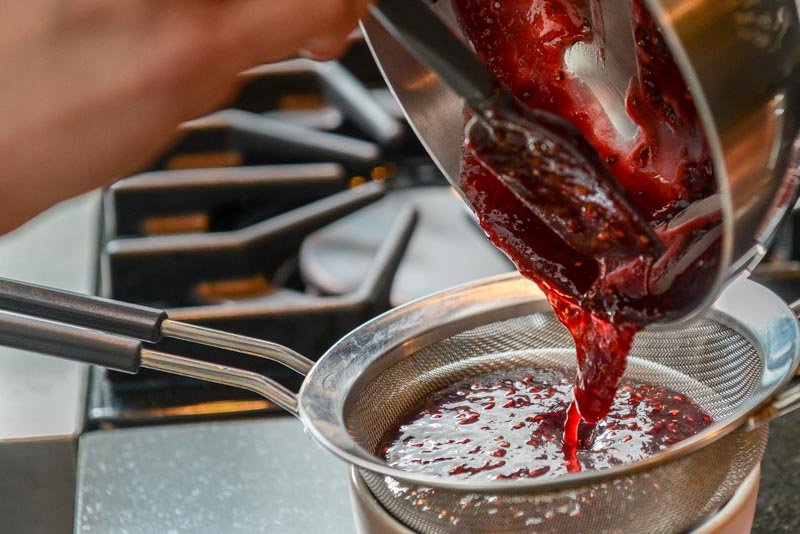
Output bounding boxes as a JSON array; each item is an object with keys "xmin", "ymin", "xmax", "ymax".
[
  {"xmin": 450, "ymin": 0, "xmax": 721, "ymax": 446},
  {"xmin": 380, "ymin": 368, "xmax": 713, "ymax": 478}
]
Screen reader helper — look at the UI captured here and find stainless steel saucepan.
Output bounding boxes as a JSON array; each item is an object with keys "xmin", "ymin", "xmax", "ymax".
[
  {"xmin": 1, "ymin": 273, "xmax": 800, "ymax": 532},
  {"xmin": 362, "ymin": 0, "xmax": 800, "ymax": 324}
]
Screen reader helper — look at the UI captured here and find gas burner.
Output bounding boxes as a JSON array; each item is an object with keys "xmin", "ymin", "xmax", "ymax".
[
  {"xmin": 104, "ymin": 175, "xmax": 387, "ymax": 306},
  {"xmin": 301, "ymin": 187, "xmax": 511, "ymax": 307},
  {"xmin": 88, "ymin": 38, "xmax": 509, "ymax": 428}
]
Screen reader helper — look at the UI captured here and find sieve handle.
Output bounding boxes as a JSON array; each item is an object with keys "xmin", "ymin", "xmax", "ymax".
[
  {"xmin": 0, "ymin": 277, "xmax": 166, "ymax": 342},
  {"xmin": 0, "ymin": 309, "xmax": 143, "ymax": 373},
  {"xmin": 746, "ymin": 382, "xmax": 800, "ymax": 430},
  {"xmin": 0, "ymin": 308, "xmax": 303, "ymax": 416},
  {"xmin": 0, "ymin": 277, "xmax": 313, "ymax": 375}
]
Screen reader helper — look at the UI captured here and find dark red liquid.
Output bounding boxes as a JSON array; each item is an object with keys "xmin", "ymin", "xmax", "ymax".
[
  {"xmin": 451, "ymin": 0, "xmax": 721, "ymax": 444},
  {"xmin": 380, "ymin": 368, "xmax": 713, "ymax": 480}
]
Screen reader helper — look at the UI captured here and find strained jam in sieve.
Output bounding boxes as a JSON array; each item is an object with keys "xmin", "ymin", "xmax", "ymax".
[
  {"xmin": 380, "ymin": 368, "xmax": 713, "ymax": 478},
  {"xmin": 450, "ymin": 0, "xmax": 721, "ymax": 447}
]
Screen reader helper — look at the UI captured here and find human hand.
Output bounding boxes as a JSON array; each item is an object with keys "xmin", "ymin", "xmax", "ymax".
[{"xmin": 0, "ymin": 0, "xmax": 370, "ymax": 234}]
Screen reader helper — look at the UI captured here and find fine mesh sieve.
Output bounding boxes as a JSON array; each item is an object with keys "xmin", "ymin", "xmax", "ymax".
[
  {"xmin": 298, "ymin": 274, "xmax": 800, "ymax": 533},
  {"xmin": 348, "ymin": 314, "xmax": 768, "ymax": 533}
]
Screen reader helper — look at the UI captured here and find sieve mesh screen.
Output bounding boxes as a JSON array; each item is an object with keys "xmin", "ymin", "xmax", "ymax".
[{"xmin": 345, "ymin": 311, "xmax": 767, "ymax": 533}]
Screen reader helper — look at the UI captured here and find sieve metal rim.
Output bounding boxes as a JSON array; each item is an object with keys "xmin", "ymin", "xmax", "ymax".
[{"xmin": 299, "ymin": 273, "xmax": 800, "ymax": 492}]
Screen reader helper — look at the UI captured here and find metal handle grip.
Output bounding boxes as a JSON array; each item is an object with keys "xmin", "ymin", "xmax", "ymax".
[
  {"xmin": 369, "ymin": 0, "xmax": 496, "ymax": 107},
  {"xmin": 0, "ymin": 278, "xmax": 166, "ymax": 342},
  {"xmin": 0, "ymin": 310, "xmax": 142, "ymax": 373}
]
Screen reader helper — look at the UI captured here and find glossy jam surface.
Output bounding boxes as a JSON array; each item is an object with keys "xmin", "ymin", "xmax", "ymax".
[
  {"xmin": 380, "ymin": 368, "xmax": 713, "ymax": 480},
  {"xmin": 467, "ymin": 93, "xmax": 664, "ymax": 287},
  {"xmin": 451, "ymin": 0, "xmax": 722, "ymax": 434}
]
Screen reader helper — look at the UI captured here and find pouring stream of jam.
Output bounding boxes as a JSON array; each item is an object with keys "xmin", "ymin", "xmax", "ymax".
[{"xmin": 451, "ymin": 0, "xmax": 721, "ymax": 456}]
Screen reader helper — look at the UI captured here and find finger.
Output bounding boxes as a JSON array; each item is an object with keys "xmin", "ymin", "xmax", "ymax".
[
  {"xmin": 299, "ymin": 29, "xmax": 361, "ymax": 61},
  {"xmin": 301, "ymin": 0, "xmax": 372, "ymax": 60},
  {"xmin": 299, "ymin": 0, "xmax": 373, "ymax": 48}
]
